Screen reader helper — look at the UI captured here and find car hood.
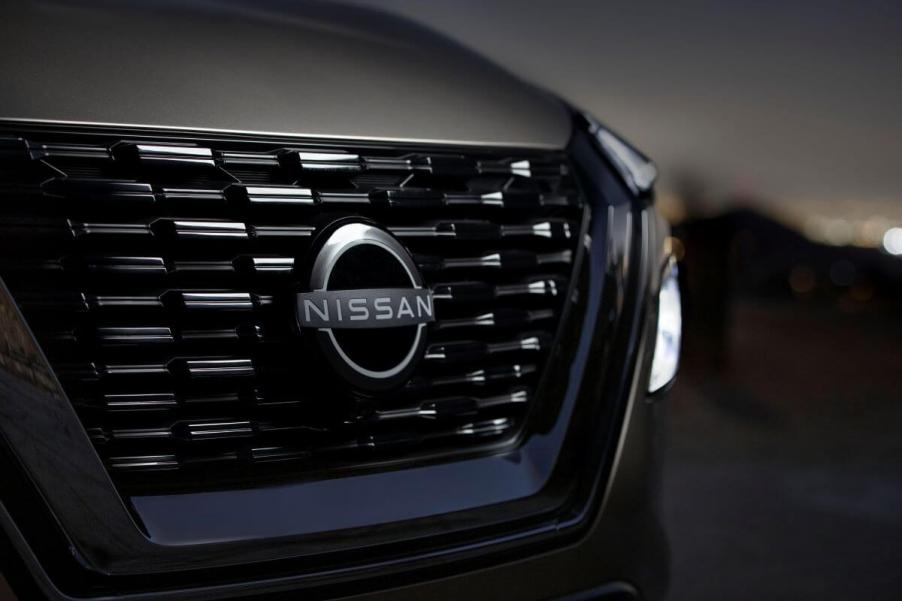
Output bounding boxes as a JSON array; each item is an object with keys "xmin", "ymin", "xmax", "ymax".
[{"xmin": 1, "ymin": 0, "xmax": 572, "ymax": 148}]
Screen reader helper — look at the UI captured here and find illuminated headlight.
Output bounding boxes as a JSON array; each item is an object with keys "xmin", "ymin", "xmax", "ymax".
[{"xmin": 648, "ymin": 257, "xmax": 682, "ymax": 393}]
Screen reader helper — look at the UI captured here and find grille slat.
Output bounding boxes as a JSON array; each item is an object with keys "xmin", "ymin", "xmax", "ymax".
[
  {"xmin": 425, "ymin": 334, "xmax": 549, "ymax": 363},
  {"xmin": 48, "ymin": 217, "xmax": 575, "ymax": 243},
  {"xmin": 0, "ymin": 129, "xmax": 583, "ymax": 492}
]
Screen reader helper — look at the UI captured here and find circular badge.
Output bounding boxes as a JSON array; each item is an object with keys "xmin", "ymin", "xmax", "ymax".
[{"xmin": 295, "ymin": 221, "xmax": 434, "ymax": 390}]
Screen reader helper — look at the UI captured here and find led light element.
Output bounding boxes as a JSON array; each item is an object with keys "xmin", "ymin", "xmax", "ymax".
[{"xmin": 648, "ymin": 257, "xmax": 682, "ymax": 393}]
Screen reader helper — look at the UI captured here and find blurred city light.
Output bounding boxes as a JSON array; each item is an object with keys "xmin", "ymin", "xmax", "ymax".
[
  {"xmin": 789, "ymin": 265, "xmax": 816, "ymax": 295},
  {"xmin": 882, "ymin": 227, "xmax": 902, "ymax": 256}
]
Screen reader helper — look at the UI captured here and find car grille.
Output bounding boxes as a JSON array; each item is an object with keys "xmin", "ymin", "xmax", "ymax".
[{"xmin": 0, "ymin": 127, "xmax": 584, "ymax": 491}]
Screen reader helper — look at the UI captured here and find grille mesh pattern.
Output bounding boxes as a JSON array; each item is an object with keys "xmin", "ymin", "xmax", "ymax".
[{"xmin": 0, "ymin": 129, "xmax": 583, "ymax": 491}]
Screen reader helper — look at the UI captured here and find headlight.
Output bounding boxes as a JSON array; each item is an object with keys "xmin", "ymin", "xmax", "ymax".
[{"xmin": 648, "ymin": 257, "xmax": 681, "ymax": 393}]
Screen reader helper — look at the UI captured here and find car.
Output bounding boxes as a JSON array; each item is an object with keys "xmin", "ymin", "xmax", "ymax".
[{"xmin": 0, "ymin": 1, "xmax": 679, "ymax": 599}]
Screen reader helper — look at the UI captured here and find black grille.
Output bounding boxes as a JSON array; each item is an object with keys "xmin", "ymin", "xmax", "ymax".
[{"xmin": 0, "ymin": 127, "xmax": 583, "ymax": 491}]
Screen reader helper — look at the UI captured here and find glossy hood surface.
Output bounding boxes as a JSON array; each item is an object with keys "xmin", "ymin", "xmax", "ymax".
[{"xmin": 1, "ymin": 0, "xmax": 572, "ymax": 148}]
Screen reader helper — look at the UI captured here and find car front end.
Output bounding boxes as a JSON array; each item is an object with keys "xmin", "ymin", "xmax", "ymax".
[{"xmin": 0, "ymin": 2, "xmax": 677, "ymax": 599}]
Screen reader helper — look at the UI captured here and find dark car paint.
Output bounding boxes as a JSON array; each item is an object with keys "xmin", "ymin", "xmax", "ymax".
[
  {"xmin": 1, "ymin": 0, "xmax": 571, "ymax": 149},
  {"xmin": 0, "ymin": 2, "xmax": 669, "ymax": 599}
]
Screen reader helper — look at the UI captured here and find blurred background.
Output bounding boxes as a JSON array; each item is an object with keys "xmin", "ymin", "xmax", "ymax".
[{"xmin": 341, "ymin": 1, "xmax": 902, "ymax": 599}]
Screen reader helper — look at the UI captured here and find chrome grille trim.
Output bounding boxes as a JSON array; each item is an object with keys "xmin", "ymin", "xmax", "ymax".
[{"xmin": 0, "ymin": 128, "xmax": 583, "ymax": 492}]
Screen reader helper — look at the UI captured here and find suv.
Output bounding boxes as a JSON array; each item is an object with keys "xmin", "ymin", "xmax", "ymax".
[{"xmin": 0, "ymin": 2, "xmax": 679, "ymax": 599}]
